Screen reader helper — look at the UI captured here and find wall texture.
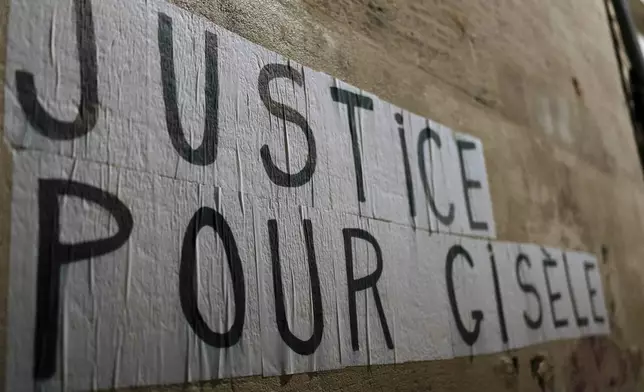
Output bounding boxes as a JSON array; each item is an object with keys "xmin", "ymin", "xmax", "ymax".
[
  {"xmin": 630, "ymin": 0, "xmax": 644, "ymax": 31},
  {"xmin": 2, "ymin": 0, "xmax": 644, "ymax": 391}
]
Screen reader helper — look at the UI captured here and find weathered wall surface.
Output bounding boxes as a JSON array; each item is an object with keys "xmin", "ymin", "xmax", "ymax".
[
  {"xmin": 2, "ymin": 0, "xmax": 644, "ymax": 391},
  {"xmin": 631, "ymin": 0, "xmax": 644, "ymax": 31}
]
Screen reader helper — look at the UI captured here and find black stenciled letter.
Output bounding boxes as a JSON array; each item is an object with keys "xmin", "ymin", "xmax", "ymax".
[
  {"xmin": 331, "ymin": 88, "xmax": 373, "ymax": 202},
  {"xmin": 583, "ymin": 261, "xmax": 606, "ymax": 324},
  {"xmin": 563, "ymin": 253, "xmax": 589, "ymax": 327},
  {"xmin": 488, "ymin": 244, "xmax": 508, "ymax": 343},
  {"xmin": 343, "ymin": 229, "xmax": 394, "ymax": 351},
  {"xmin": 418, "ymin": 127, "xmax": 455, "ymax": 225},
  {"xmin": 180, "ymin": 207, "xmax": 245, "ymax": 348},
  {"xmin": 396, "ymin": 113, "xmax": 416, "ymax": 217},
  {"xmin": 542, "ymin": 250, "xmax": 569, "ymax": 328},
  {"xmin": 158, "ymin": 13, "xmax": 219, "ymax": 165},
  {"xmin": 16, "ymin": 0, "xmax": 98, "ymax": 140},
  {"xmin": 258, "ymin": 64, "xmax": 317, "ymax": 187},
  {"xmin": 446, "ymin": 245, "xmax": 483, "ymax": 346},
  {"xmin": 35, "ymin": 180, "xmax": 133, "ymax": 380},
  {"xmin": 515, "ymin": 253, "xmax": 543, "ymax": 329},
  {"xmin": 269, "ymin": 220, "xmax": 324, "ymax": 355},
  {"xmin": 456, "ymin": 139, "xmax": 489, "ymax": 232}
]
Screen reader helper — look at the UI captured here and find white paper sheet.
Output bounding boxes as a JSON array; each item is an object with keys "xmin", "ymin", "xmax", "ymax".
[{"xmin": 3, "ymin": 0, "xmax": 608, "ymax": 390}]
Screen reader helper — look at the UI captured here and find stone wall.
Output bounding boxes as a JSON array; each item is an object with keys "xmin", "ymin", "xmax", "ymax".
[{"xmin": 2, "ymin": 0, "xmax": 644, "ymax": 391}]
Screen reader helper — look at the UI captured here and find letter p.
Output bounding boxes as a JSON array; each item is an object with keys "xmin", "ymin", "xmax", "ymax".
[{"xmin": 34, "ymin": 179, "xmax": 133, "ymax": 380}]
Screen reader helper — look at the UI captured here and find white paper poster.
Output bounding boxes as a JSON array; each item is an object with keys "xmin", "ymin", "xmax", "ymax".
[{"xmin": 3, "ymin": 0, "xmax": 608, "ymax": 390}]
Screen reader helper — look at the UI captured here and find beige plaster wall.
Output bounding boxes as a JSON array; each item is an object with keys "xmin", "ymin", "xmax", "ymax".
[{"xmin": 2, "ymin": 0, "xmax": 644, "ymax": 391}]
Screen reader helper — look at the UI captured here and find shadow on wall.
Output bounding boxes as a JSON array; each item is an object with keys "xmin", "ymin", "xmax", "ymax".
[{"xmin": 567, "ymin": 337, "xmax": 642, "ymax": 392}]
